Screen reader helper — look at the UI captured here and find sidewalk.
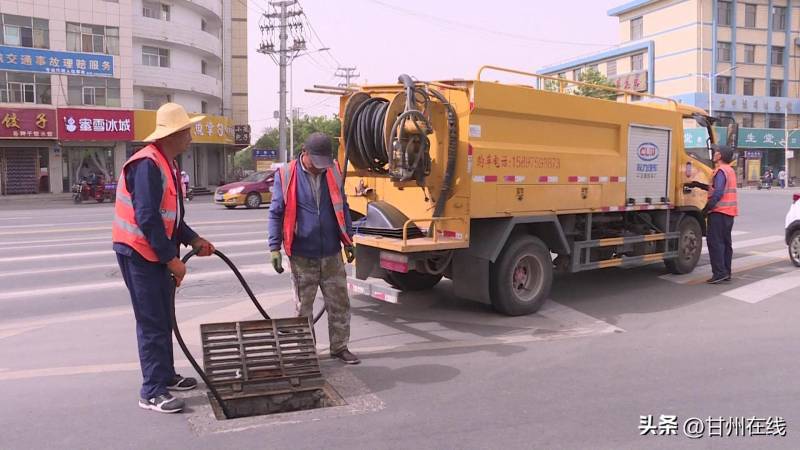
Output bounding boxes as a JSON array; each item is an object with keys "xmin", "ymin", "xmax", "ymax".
[{"xmin": 0, "ymin": 193, "xmax": 79, "ymax": 209}]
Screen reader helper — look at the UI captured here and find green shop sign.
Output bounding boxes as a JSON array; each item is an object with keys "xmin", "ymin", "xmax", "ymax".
[{"xmin": 684, "ymin": 127, "xmax": 800, "ymax": 149}]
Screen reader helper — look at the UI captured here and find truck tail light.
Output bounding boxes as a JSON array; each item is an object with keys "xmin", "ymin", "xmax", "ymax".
[{"xmin": 380, "ymin": 251, "xmax": 409, "ymax": 273}]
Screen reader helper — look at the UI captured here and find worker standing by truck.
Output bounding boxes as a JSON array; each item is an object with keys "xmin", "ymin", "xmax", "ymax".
[
  {"xmin": 113, "ymin": 103, "xmax": 217, "ymax": 413},
  {"xmin": 268, "ymin": 132, "xmax": 360, "ymax": 365},
  {"xmin": 704, "ymin": 144, "xmax": 739, "ymax": 284}
]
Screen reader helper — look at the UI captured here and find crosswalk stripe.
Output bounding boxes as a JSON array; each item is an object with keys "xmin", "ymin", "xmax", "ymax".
[
  {"xmin": 722, "ymin": 270, "xmax": 800, "ymax": 303},
  {"xmin": 701, "ymin": 235, "xmax": 785, "ymax": 255},
  {"xmin": 659, "ymin": 249, "xmax": 787, "ymax": 284}
]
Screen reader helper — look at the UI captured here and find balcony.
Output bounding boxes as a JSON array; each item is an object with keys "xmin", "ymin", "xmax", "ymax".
[
  {"xmin": 133, "ymin": 65, "xmax": 222, "ymax": 100},
  {"xmin": 184, "ymin": 0, "xmax": 222, "ymax": 18},
  {"xmin": 133, "ymin": 16, "xmax": 222, "ymax": 58}
]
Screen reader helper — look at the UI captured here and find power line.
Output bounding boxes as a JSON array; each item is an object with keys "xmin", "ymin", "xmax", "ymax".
[
  {"xmin": 365, "ymin": 0, "xmax": 613, "ymax": 48},
  {"xmin": 335, "ymin": 67, "xmax": 359, "ymax": 87}
]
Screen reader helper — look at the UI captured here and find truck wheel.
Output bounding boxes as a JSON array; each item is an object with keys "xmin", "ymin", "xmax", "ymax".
[
  {"xmin": 490, "ymin": 235, "xmax": 552, "ymax": 316},
  {"xmin": 789, "ymin": 230, "xmax": 800, "ymax": 268},
  {"xmin": 384, "ymin": 271, "xmax": 443, "ymax": 291},
  {"xmin": 245, "ymin": 192, "xmax": 261, "ymax": 209},
  {"xmin": 664, "ymin": 216, "xmax": 702, "ymax": 274}
]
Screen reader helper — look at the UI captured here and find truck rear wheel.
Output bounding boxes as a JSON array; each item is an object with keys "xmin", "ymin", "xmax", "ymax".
[
  {"xmin": 384, "ymin": 271, "xmax": 443, "ymax": 291},
  {"xmin": 664, "ymin": 216, "xmax": 702, "ymax": 274},
  {"xmin": 490, "ymin": 235, "xmax": 552, "ymax": 316}
]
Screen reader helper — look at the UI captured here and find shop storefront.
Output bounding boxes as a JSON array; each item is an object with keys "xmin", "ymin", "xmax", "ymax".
[
  {"xmin": 56, "ymin": 107, "xmax": 133, "ymax": 192},
  {"xmin": 133, "ymin": 110, "xmax": 235, "ymax": 189},
  {"xmin": 0, "ymin": 107, "xmax": 58, "ymax": 195}
]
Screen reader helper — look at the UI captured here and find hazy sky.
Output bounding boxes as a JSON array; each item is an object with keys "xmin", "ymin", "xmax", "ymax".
[{"xmin": 245, "ymin": 0, "xmax": 623, "ymax": 135}]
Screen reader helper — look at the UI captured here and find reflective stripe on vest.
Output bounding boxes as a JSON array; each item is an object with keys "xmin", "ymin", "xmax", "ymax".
[
  {"xmin": 279, "ymin": 159, "xmax": 352, "ymax": 256},
  {"xmin": 111, "ymin": 144, "xmax": 179, "ymax": 262},
  {"xmin": 710, "ymin": 164, "xmax": 739, "ymax": 217}
]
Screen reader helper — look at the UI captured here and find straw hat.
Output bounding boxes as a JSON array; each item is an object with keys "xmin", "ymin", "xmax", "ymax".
[{"xmin": 143, "ymin": 103, "xmax": 205, "ymax": 142}]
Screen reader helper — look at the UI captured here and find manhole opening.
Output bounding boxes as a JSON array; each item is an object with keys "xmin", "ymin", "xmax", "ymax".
[
  {"xmin": 208, "ymin": 381, "xmax": 346, "ymax": 420},
  {"xmin": 200, "ymin": 317, "xmax": 345, "ymax": 421}
]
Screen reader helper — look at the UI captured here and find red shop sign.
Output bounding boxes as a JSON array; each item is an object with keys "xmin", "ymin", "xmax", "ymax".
[
  {"xmin": 0, "ymin": 107, "xmax": 57, "ymax": 139},
  {"xmin": 57, "ymin": 108, "xmax": 134, "ymax": 141}
]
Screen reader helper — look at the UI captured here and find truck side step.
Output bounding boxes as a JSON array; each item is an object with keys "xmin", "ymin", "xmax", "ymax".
[{"xmin": 347, "ymin": 277, "xmax": 401, "ymax": 304}]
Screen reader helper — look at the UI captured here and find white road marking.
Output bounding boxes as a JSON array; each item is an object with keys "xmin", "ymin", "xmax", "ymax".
[
  {"xmin": 659, "ymin": 249, "xmax": 787, "ymax": 284},
  {"xmin": 701, "ymin": 235, "xmax": 785, "ymax": 254},
  {"xmin": 0, "ymin": 218, "xmax": 265, "ymax": 237},
  {"xmin": 731, "ymin": 230, "xmax": 749, "ymax": 236},
  {"xmin": 722, "ymin": 270, "xmax": 800, "ymax": 303},
  {"xmin": 0, "ymin": 230, "xmax": 265, "ymax": 251}
]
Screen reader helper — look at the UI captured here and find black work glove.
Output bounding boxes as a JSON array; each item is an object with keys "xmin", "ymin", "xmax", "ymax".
[{"xmin": 344, "ymin": 245, "xmax": 356, "ymax": 264}]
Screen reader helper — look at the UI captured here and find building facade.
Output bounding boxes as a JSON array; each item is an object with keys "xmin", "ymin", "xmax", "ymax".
[
  {"xmin": 0, "ymin": 0, "xmax": 248, "ymax": 195},
  {"xmin": 539, "ymin": 0, "xmax": 800, "ymax": 182}
]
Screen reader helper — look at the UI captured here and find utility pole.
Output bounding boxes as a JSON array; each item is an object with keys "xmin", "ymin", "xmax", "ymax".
[
  {"xmin": 335, "ymin": 67, "xmax": 360, "ymax": 88},
  {"xmin": 258, "ymin": 1, "xmax": 305, "ymax": 162}
]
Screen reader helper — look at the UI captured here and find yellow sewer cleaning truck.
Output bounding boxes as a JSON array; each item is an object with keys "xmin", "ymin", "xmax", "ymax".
[{"xmin": 323, "ymin": 66, "xmax": 729, "ymax": 316}]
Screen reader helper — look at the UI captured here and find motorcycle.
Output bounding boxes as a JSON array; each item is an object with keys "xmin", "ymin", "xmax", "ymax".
[{"xmin": 72, "ymin": 176, "xmax": 116, "ymax": 203}]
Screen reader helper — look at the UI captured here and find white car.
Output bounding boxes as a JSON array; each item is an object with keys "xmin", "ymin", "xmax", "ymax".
[{"xmin": 787, "ymin": 193, "xmax": 800, "ymax": 267}]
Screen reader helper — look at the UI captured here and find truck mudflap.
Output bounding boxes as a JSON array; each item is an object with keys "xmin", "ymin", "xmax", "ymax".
[{"xmin": 347, "ymin": 277, "xmax": 401, "ymax": 304}]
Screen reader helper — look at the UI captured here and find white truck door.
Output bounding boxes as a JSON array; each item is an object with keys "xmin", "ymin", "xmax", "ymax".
[{"xmin": 627, "ymin": 125, "xmax": 671, "ymax": 204}]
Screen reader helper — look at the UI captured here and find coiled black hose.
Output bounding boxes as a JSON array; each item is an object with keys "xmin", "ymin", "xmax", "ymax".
[{"xmin": 346, "ymin": 97, "xmax": 389, "ymax": 172}]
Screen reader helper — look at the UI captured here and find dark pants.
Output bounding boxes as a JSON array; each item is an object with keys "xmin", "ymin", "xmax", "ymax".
[
  {"xmin": 707, "ymin": 212, "xmax": 735, "ymax": 280},
  {"xmin": 116, "ymin": 253, "xmax": 175, "ymax": 399}
]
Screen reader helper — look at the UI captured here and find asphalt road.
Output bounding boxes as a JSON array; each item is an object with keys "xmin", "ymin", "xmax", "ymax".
[{"xmin": 1, "ymin": 190, "xmax": 799, "ymax": 450}]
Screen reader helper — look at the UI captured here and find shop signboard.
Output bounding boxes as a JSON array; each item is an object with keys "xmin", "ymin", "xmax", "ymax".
[
  {"xmin": 57, "ymin": 108, "xmax": 134, "ymax": 141},
  {"xmin": 610, "ymin": 70, "xmax": 648, "ymax": 92},
  {"xmin": 253, "ymin": 148, "xmax": 278, "ymax": 172},
  {"xmin": 234, "ymin": 125, "xmax": 251, "ymax": 145},
  {"xmin": 685, "ymin": 127, "xmax": 800, "ymax": 149},
  {"xmin": 0, "ymin": 107, "xmax": 57, "ymax": 139},
  {"xmin": 0, "ymin": 45, "xmax": 113, "ymax": 77},
  {"xmin": 133, "ymin": 110, "xmax": 233, "ymax": 144}
]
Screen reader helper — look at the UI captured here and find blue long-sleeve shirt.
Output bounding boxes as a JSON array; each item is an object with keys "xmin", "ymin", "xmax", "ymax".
[
  {"xmin": 706, "ymin": 169, "xmax": 727, "ymax": 211},
  {"xmin": 268, "ymin": 161, "xmax": 353, "ymax": 258},
  {"xmin": 113, "ymin": 158, "xmax": 198, "ymax": 263}
]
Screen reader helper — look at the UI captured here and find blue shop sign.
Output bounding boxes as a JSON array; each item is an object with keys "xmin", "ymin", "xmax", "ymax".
[
  {"xmin": 0, "ymin": 45, "xmax": 113, "ymax": 77},
  {"xmin": 253, "ymin": 148, "xmax": 278, "ymax": 159}
]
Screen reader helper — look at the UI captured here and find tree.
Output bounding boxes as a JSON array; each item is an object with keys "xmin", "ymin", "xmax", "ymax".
[{"xmin": 574, "ymin": 68, "xmax": 617, "ymax": 100}]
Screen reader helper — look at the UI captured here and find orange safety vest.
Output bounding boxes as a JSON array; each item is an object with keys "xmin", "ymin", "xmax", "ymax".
[
  {"xmin": 111, "ymin": 144, "xmax": 179, "ymax": 262},
  {"xmin": 279, "ymin": 159, "xmax": 353, "ymax": 257},
  {"xmin": 709, "ymin": 163, "xmax": 738, "ymax": 217}
]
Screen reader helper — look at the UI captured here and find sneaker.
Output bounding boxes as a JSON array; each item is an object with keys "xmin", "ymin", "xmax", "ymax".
[
  {"xmin": 138, "ymin": 394, "xmax": 184, "ymax": 413},
  {"xmin": 331, "ymin": 349, "xmax": 361, "ymax": 365},
  {"xmin": 167, "ymin": 374, "xmax": 197, "ymax": 391},
  {"xmin": 724, "ymin": 274, "xmax": 732, "ymax": 282},
  {"xmin": 706, "ymin": 277, "xmax": 726, "ymax": 284}
]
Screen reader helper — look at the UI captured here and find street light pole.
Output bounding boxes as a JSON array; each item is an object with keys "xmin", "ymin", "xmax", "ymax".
[{"xmin": 694, "ymin": 66, "xmax": 737, "ymax": 118}]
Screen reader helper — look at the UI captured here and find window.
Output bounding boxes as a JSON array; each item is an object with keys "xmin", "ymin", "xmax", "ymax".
[
  {"xmin": 66, "ymin": 23, "xmax": 119, "ymax": 55},
  {"xmin": 718, "ymin": 1, "xmax": 732, "ymax": 26},
  {"xmin": 201, "ymin": 18, "xmax": 207, "ymax": 32},
  {"xmin": 771, "ymin": 46, "xmax": 784, "ymax": 65},
  {"xmin": 743, "ymin": 44, "xmax": 756, "ymax": 63},
  {"xmin": 67, "ymin": 76, "xmax": 120, "ymax": 106},
  {"xmin": 201, "ymin": 60, "xmax": 207, "ymax": 75},
  {"xmin": 201, "ymin": 101, "xmax": 207, "ymax": 114},
  {"xmin": 772, "ymin": 6, "xmax": 786, "ymax": 31},
  {"xmin": 588, "ymin": 64, "xmax": 598, "ymax": 73},
  {"xmin": 143, "ymin": 91, "xmax": 171, "ymax": 110},
  {"xmin": 143, "ymin": 2, "xmax": 170, "ymax": 21},
  {"xmin": 742, "ymin": 78, "xmax": 754, "ymax": 96},
  {"xmin": 142, "ymin": 46, "xmax": 169, "ymax": 67},
  {"xmin": 717, "ymin": 42, "xmax": 732, "ymax": 62},
  {"xmin": 573, "ymin": 68, "xmax": 581, "ymax": 80},
  {"xmin": 770, "ymin": 79, "xmax": 783, "ymax": 96},
  {"xmin": 557, "ymin": 72, "xmax": 566, "ymax": 79},
  {"xmin": 745, "ymin": 4, "xmax": 757, "ymax": 27},
  {"xmin": 606, "ymin": 60, "xmax": 617, "ymax": 77},
  {"xmin": 631, "ymin": 53, "xmax": 644, "ymax": 71},
  {"xmin": 716, "ymin": 76, "xmax": 731, "ymax": 94},
  {"xmin": 768, "ymin": 113, "xmax": 784, "ymax": 128},
  {"xmin": 741, "ymin": 113, "xmax": 754, "ymax": 127},
  {"xmin": 0, "ymin": 14, "xmax": 49, "ymax": 49},
  {"xmin": 630, "ymin": 17, "xmax": 643, "ymax": 40},
  {"xmin": 0, "ymin": 71, "xmax": 50, "ymax": 104}
]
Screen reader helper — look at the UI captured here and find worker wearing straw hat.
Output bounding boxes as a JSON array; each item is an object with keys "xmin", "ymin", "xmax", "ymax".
[{"xmin": 112, "ymin": 103, "xmax": 216, "ymax": 413}]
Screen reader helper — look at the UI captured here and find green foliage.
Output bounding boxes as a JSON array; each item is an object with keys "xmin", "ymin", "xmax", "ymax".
[
  {"xmin": 235, "ymin": 115, "xmax": 342, "ymax": 170},
  {"xmin": 574, "ymin": 68, "xmax": 617, "ymax": 100}
]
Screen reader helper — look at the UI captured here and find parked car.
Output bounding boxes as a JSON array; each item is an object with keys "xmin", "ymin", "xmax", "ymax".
[
  {"xmin": 214, "ymin": 170, "xmax": 275, "ymax": 209},
  {"xmin": 786, "ymin": 192, "xmax": 800, "ymax": 267}
]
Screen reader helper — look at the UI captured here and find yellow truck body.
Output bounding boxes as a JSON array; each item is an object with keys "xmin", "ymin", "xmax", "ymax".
[{"xmin": 335, "ymin": 66, "xmax": 720, "ymax": 315}]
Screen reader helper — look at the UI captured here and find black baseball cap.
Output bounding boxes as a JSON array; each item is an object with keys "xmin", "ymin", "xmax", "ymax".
[{"xmin": 303, "ymin": 132, "xmax": 333, "ymax": 169}]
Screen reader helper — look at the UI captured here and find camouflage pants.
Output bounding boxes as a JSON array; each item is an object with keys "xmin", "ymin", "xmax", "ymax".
[{"xmin": 289, "ymin": 253, "xmax": 351, "ymax": 353}]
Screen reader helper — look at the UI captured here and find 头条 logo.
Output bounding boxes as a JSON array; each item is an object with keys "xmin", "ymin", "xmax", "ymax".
[{"xmin": 637, "ymin": 142, "xmax": 659, "ymax": 161}]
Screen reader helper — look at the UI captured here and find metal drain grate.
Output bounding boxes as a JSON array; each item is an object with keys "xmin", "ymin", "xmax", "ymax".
[{"xmin": 200, "ymin": 317, "xmax": 328, "ymax": 419}]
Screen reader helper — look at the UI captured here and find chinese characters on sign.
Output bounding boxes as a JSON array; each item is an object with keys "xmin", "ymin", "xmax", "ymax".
[
  {"xmin": 0, "ymin": 45, "xmax": 113, "ymax": 77},
  {"xmin": 190, "ymin": 115, "xmax": 234, "ymax": 144},
  {"xmin": 711, "ymin": 94, "xmax": 800, "ymax": 114},
  {"xmin": 610, "ymin": 71, "xmax": 648, "ymax": 92},
  {"xmin": 684, "ymin": 127, "xmax": 800, "ymax": 149},
  {"xmin": 57, "ymin": 108, "xmax": 133, "ymax": 141},
  {"xmin": 639, "ymin": 415, "xmax": 787, "ymax": 439},
  {"xmin": 253, "ymin": 148, "xmax": 279, "ymax": 172},
  {"xmin": 474, "ymin": 154, "xmax": 561, "ymax": 170},
  {"xmin": 234, "ymin": 125, "xmax": 251, "ymax": 145},
  {"xmin": 0, "ymin": 108, "xmax": 57, "ymax": 139}
]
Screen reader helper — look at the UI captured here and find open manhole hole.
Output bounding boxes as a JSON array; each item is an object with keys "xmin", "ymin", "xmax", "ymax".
[{"xmin": 200, "ymin": 317, "xmax": 346, "ymax": 420}]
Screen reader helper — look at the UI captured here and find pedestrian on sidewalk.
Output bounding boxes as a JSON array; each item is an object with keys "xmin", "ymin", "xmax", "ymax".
[
  {"xmin": 779, "ymin": 168, "xmax": 787, "ymax": 189},
  {"xmin": 268, "ymin": 132, "xmax": 360, "ymax": 365},
  {"xmin": 181, "ymin": 170, "xmax": 190, "ymax": 199},
  {"xmin": 112, "ymin": 103, "xmax": 216, "ymax": 414},
  {"xmin": 704, "ymin": 144, "xmax": 739, "ymax": 284}
]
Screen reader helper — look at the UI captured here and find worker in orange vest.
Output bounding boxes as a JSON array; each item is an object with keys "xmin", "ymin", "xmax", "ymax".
[
  {"xmin": 268, "ymin": 132, "xmax": 359, "ymax": 365},
  {"xmin": 113, "ymin": 103, "xmax": 216, "ymax": 413},
  {"xmin": 704, "ymin": 144, "xmax": 739, "ymax": 284}
]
